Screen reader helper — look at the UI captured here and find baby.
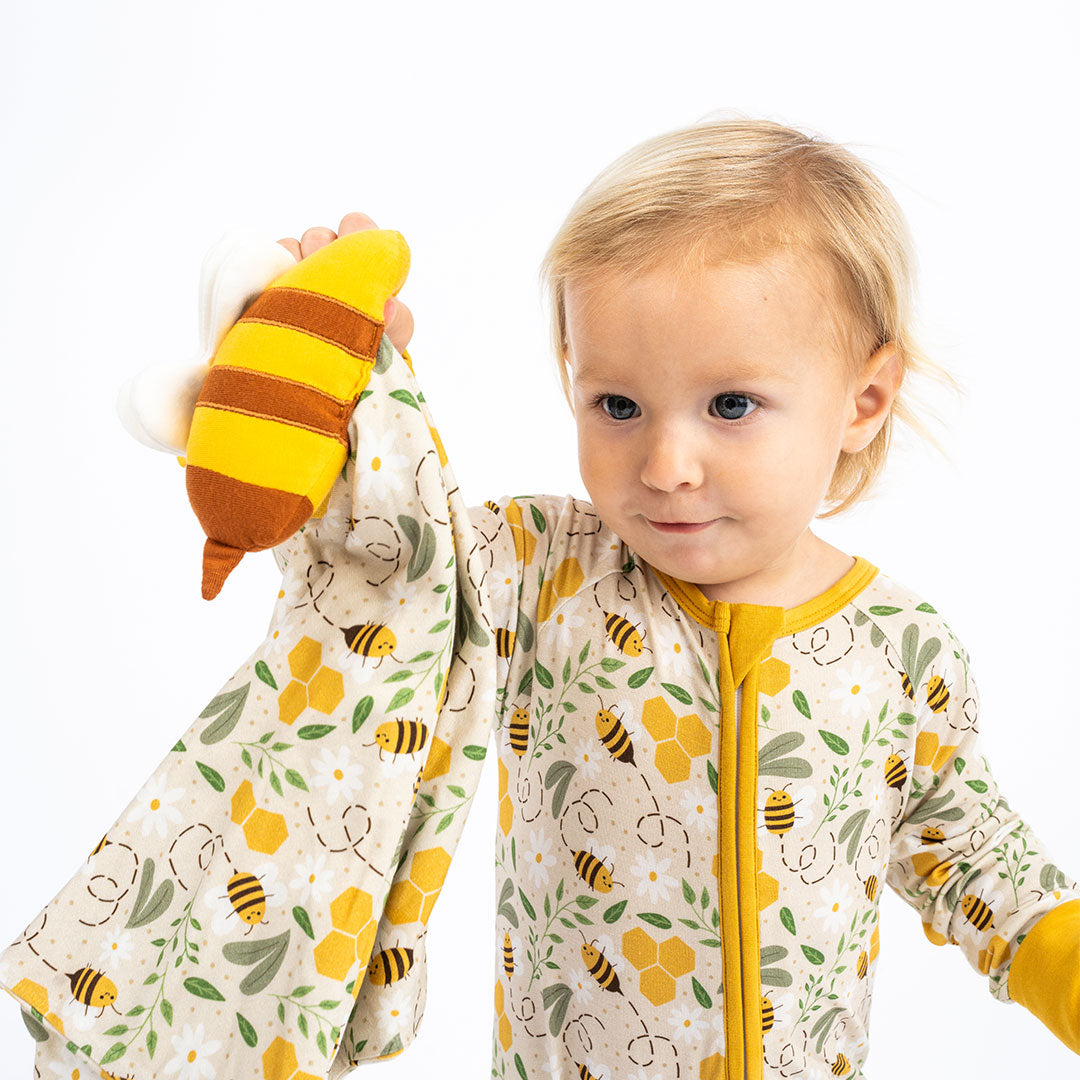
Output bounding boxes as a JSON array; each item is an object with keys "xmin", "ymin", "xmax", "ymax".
[{"xmin": 8, "ymin": 117, "xmax": 1080, "ymax": 1079}]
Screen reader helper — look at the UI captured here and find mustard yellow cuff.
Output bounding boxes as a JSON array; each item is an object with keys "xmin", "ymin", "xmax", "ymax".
[{"xmin": 1009, "ymin": 897, "xmax": 1080, "ymax": 1055}]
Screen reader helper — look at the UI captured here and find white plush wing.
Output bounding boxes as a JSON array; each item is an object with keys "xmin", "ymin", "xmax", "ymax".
[{"xmin": 115, "ymin": 228, "xmax": 296, "ymax": 454}]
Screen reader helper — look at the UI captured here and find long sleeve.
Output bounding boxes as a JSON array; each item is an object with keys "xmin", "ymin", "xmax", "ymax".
[
  {"xmin": 884, "ymin": 619, "xmax": 1080, "ymax": 1054},
  {"xmin": 1, "ymin": 280, "xmax": 499, "ymax": 1078}
]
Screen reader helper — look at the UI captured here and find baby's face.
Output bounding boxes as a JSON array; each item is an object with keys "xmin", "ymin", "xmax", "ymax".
[{"xmin": 566, "ymin": 250, "xmax": 865, "ymax": 602}]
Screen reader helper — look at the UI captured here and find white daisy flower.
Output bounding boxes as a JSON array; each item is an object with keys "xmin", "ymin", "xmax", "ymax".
[
  {"xmin": 163, "ymin": 1021, "xmax": 222, "ymax": 1079},
  {"xmin": 520, "ymin": 827, "xmax": 556, "ymax": 889},
  {"xmin": 828, "ymin": 660, "xmax": 882, "ymax": 721},
  {"xmin": 374, "ymin": 980, "xmax": 414, "ymax": 1029},
  {"xmin": 353, "ymin": 429, "xmax": 409, "ymax": 500},
  {"xmin": 125, "ymin": 775, "xmax": 184, "ymax": 840},
  {"xmin": 290, "ymin": 851, "xmax": 335, "ymax": 906},
  {"xmin": 813, "ymin": 879, "xmax": 855, "ymax": 935},
  {"xmin": 485, "ymin": 569, "xmax": 519, "ymax": 612},
  {"xmin": 680, "ymin": 787, "xmax": 713, "ymax": 834},
  {"xmin": 651, "ymin": 621, "xmax": 694, "ymax": 677},
  {"xmin": 566, "ymin": 954, "xmax": 597, "ymax": 1007},
  {"xmin": 629, "ymin": 851, "xmax": 677, "ymax": 905},
  {"xmin": 571, "ymin": 736, "xmax": 601, "ymax": 782},
  {"xmin": 96, "ymin": 928, "xmax": 134, "ymax": 967},
  {"xmin": 311, "ymin": 745, "xmax": 365, "ymax": 806},
  {"xmin": 670, "ymin": 1002, "xmax": 707, "ymax": 1044},
  {"xmin": 549, "ymin": 606, "xmax": 585, "ymax": 651}
]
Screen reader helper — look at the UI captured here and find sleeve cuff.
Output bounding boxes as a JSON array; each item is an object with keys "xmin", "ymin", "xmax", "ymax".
[{"xmin": 1009, "ymin": 897, "xmax": 1080, "ymax": 1055}]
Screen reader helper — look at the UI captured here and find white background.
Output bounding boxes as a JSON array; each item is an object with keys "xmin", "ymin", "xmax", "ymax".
[{"xmin": 2, "ymin": 1, "xmax": 1078, "ymax": 1076}]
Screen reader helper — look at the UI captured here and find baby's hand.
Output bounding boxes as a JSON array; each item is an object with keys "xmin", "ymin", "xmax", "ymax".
[{"xmin": 278, "ymin": 211, "xmax": 414, "ymax": 354}]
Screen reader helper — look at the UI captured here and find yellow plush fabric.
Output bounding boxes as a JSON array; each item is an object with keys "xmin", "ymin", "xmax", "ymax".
[
  {"xmin": 1009, "ymin": 897, "xmax": 1080, "ymax": 1054},
  {"xmin": 184, "ymin": 229, "xmax": 409, "ymax": 599}
]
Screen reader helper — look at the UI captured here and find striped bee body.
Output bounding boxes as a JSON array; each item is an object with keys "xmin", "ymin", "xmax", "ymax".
[
  {"xmin": 581, "ymin": 942, "xmax": 622, "ymax": 994},
  {"xmin": 343, "ymin": 622, "xmax": 397, "ymax": 662},
  {"xmin": 960, "ymin": 893, "xmax": 995, "ymax": 931},
  {"xmin": 594, "ymin": 705, "xmax": 635, "ymax": 765},
  {"xmin": 224, "ymin": 871, "xmax": 268, "ymax": 932},
  {"xmin": 924, "ymin": 674, "xmax": 950, "ymax": 712},
  {"xmin": 373, "ymin": 719, "xmax": 429, "ymax": 758},
  {"xmin": 508, "ymin": 707, "xmax": 530, "ymax": 757},
  {"xmin": 503, "ymin": 932, "xmax": 514, "ymax": 978},
  {"xmin": 65, "ymin": 966, "xmax": 119, "ymax": 1015},
  {"xmin": 900, "ymin": 671, "xmax": 914, "ymax": 700},
  {"xmin": 761, "ymin": 994, "xmax": 775, "ymax": 1033},
  {"xmin": 367, "ymin": 946, "xmax": 415, "ymax": 985},
  {"xmin": 89, "ymin": 834, "xmax": 109, "ymax": 858},
  {"xmin": 764, "ymin": 790, "xmax": 795, "ymax": 835},
  {"xmin": 920, "ymin": 826, "xmax": 945, "ymax": 845},
  {"xmin": 603, "ymin": 612, "xmax": 644, "ymax": 657},
  {"xmin": 856, "ymin": 949, "xmax": 868, "ymax": 978},
  {"xmin": 863, "ymin": 875, "xmax": 878, "ymax": 902},
  {"xmin": 572, "ymin": 850, "xmax": 614, "ymax": 893},
  {"xmin": 483, "ymin": 500, "xmax": 501, "ymax": 515},
  {"xmin": 576, "ymin": 1065, "xmax": 600, "ymax": 1080},
  {"xmin": 831, "ymin": 1053, "xmax": 851, "ymax": 1076},
  {"xmin": 185, "ymin": 229, "xmax": 410, "ymax": 599},
  {"xmin": 495, "ymin": 628, "xmax": 516, "ymax": 658},
  {"xmin": 884, "ymin": 753, "xmax": 907, "ymax": 790}
]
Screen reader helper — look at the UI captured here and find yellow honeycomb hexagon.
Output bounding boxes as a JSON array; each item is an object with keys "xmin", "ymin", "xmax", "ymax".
[
  {"xmin": 232, "ymin": 779, "xmax": 257, "ymax": 823},
  {"xmin": 386, "ymin": 880, "xmax": 424, "ymax": 925},
  {"xmin": 288, "ymin": 637, "xmax": 322, "ymax": 682},
  {"xmin": 914, "ymin": 731, "xmax": 958, "ymax": 773},
  {"xmin": 870, "ymin": 923, "xmax": 880, "ymax": 964},
  {"xmin": 655, "ymin": 741, "xmax": 692, "ymax": 784},
  {"xmin": 676, "ymin": 713, "xmax": 711, "ymax": 757},
  {"xmin": 307, "ymin": 666, "xmax": 344, "ymax": 714},
  {"xmin": 537, "ymin": 580, "xmax": 558, "ymax": 623},
  {"xmin": 621, "ymin": 927, "xmax": 658, "ymax": 969},
  {"xmin": 330, "ymin": 887, "xmax": 374, "ymax": 935},
  {"xmin": 10, "ymin": 979, "xmax": 65, "ymax": 1036},
  {"xmin": 658, "ymin": 936, "xmax": 695, "ymax": 979},
  {"xmin": 244, "ymin": 807, "xmax": 289, "ymax": 854},
  {"xmin": 410, "ymin": 847, "xmax": 452, "ymax": 922},
  {"xmin": 505, "ymin": 500, "xmax": 537, "ymax": 567},
  {"xmin": 498, "ymin": 759, "xmax": 513, "ymax": 836},
  {"xmin": 278, "ymin": 680, "xmax": 308, "ymax": 726},
  {"xmin": 422, "ymin": 736, "xmax": 452, "ymax": 782},
  {"xmin": 495, "ymin": 979, "xmax": 505, "ymax": 1016},
  {"xmin": 552, "ymin": 557, "xmax": 584, "ymax": 597},
  {"xmin": 758, "ymin": 657, "xmax": 791, "ymax": 697},
  {"xmin": 640, "ymin": 965, "xmax": 676, "ymax": 1006},
  {"xmin": 263, "ymin": 1036, "xmax": 299, "ymax": 1080},
  {"xmin": 642, "ymin": 697, "xmax": 677, "ymax": 741},
  {"xmin": 314, "ymin": 929, "xmax": 357, "ymax": 980},
  {"xmin": 498, "ymin": 1012, "xmax": 513, "ymax": 1051},
  {"xmin": 701, "ymin": 1051, "xmax": 726, "ymax": 1080}
]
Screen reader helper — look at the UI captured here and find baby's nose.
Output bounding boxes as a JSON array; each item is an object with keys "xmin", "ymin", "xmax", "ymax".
[{"xmin": 639, "ymin": 436, "xmax": 705, "ymax": 492}]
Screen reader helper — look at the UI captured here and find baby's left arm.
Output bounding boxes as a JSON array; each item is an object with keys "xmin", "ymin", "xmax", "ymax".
[{"xmin": 885, "ymin": 623, "xmax": 1080, "ymax": 1054}]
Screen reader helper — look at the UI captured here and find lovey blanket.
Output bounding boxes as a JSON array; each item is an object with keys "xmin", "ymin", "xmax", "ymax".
[{"xmin": 0, "ymin": 231, "xmax": 498, "ymax": 1078}]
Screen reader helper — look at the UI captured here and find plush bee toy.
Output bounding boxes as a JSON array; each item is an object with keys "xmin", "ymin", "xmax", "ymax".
[{"xmin": 119, "ymin": 228, "xmax": 411, "ymax": 598}]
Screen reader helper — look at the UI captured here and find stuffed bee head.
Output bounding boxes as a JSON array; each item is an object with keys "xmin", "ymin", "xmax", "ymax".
[{"xmin": 183, "ymin": 228, "xmax": 410, "ymax": 598}]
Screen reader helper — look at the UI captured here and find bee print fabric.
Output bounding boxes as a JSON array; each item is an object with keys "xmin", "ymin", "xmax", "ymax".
[
  {"xmin": 471, "ymin": 493, "xmax": 1080, "ymax": 1079},
  {"xmin": 0, "ymin": 330, "xmax": 500, "ymax": 1078}
]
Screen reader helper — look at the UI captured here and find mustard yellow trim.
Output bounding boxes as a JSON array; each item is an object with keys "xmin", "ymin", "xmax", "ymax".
[
  {"xmin": 186, "ymin": 408, "xmax": 344, "ymax": 496},
  {"xmin": 652, "ymin": 555, "xmax": 878, "ymax": 637},
  {"xmin": 1009, "ymin": 898, "xmax": 1080, "ymax": 1054}
]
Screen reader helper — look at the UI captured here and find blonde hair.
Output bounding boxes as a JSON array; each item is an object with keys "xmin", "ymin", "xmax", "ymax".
[{"xmin": 537, "ymin": 114, "xmax": 959, "ymax": 518}]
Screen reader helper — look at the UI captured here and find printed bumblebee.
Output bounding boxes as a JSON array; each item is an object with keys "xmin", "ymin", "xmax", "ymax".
[
  {"xmin": 761, "ymin": 784, "xmax": 803, "ymax": 836},
  {"xmin": 579, "ymin": 932, "xmax": 622, "ymax": 995},
  {"xmin": 594, "ymin": 697, "xmax": 635, "ymax": 765},
  {"xmin": 370, "ymin": 719, "xmax": 429, "ymax": 761},
  {"xmin": 571, "ymin": 850, "xmax": 621, "ymax": 893},
  {"xmin": 221, "ymin": 871, "xmax": 270, "ymax": 934},
  {"xmin": 65, "ymin": 965, "xmax": 120, "ymax": 1017},
  {"xmin": 367, "ymin": 945, "xmax": 415, "ymax": 985},
  {"xmin": 602, "ymin": 611, "xmax": 649, "ymax": 657},
  {"xmin": 342, "ymin": 622, "xmax": 398, "ymax": 666},
  {"xmin": 507, "ymin": 706, "xmax": 530, "ymax": 757}
]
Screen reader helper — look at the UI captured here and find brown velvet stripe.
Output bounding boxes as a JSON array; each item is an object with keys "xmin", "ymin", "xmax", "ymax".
[
  {"xmin": 239, "ymin": 286, "xmax": 383, "ymax": 361},
  {"xmin": 198, "ymin": 364, "xmax": 352, "ymax": 443},
  {"xmin": 186, "ymin": 466, "xmax": 315, "ymax": 553}
]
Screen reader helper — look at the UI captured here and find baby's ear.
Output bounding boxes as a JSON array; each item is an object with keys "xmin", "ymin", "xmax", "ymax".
[{"xmin": 115, "ymin": 230, "xmax": 295, "ymax": 455}]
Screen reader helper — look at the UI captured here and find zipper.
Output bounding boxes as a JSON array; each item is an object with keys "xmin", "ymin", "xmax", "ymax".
[{"xmin": 733, "ymin": 682, "xmax": 745, "ymax": 1080}]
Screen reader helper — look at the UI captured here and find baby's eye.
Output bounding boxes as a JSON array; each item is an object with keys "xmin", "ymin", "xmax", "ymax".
[
  {"xmin": 711, "ymin": 393, "xmax": 758, "ymax": 422},
  {"xmin": 598, "ymin": 394, "xmax": 639, "ymax": 421}
]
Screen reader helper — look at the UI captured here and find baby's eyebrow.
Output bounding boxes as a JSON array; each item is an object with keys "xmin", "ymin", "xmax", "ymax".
[{"xmin": 574, "ymin": 357, "xmax": 793, "ymax": 385}]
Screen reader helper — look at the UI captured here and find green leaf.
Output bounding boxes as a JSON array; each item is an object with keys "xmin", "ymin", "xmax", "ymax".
[
  {"xmin": 196, "ymin": 761, "xmax": 226, "ymax": 792},
  {"xmin": 124, "ymin": 857, "xmax": 175, "ymax": 929},
  {"xmin": 535, "ymin": 661, "xmax": 554, "ymax": 690},
  {"xmin": 819, "ymin": 730, "xmax": 850, "ymax": 756},
  {"xmin": 638, "ymin": 912, "xmax": 672, "ymax": 929},
  {"xmin": 222, "ymin": 930, "xmax": 291, "ymax": 995},
  {"xmin": 240, "ymin": 748, "xmax": 253, "ymax": 769},
  {"xmin": 603, "ymin": 900, "xmax": 627, "ymax": 923},
  {"xmin": 869, "ymin": 604, "xmax": 902, "ymax": 616},
  {"xmin": 199, "ymin": 684, "xmax": 250, "ymax": 744},
  {"xmin": 270, "ymin": 771, "xmax": 283, "ymax": 796},
  {"xmin": 965, "ymin": 779, "xmax": 989, "ymax": 794},
  {"xmin": 435, "ymin": 813, "xmax": 455, "ymax": 834},
  {"xmin": 255, "ymin": 661, "xmax": 278, "ymax": 690},
  {"xmin": 682, "ymin": 879, "xmax": 696, "ymax": 904},
  {"xmin": 529, "ymin": 504, "xmax": 547, "ymax": 534},
  {"xmin": 594, "ymin": 675, "xmax": 615, "ymax": 690},
  {"xmin": 801, "ymin": 945, "xmax": 826, "ymax": 966},
  {"xmin": 237, "ymin": 1011, "xmax": 258, "ymax": 1047},
  {"xmin": 184, "ymin": 977, "xmax": 226, "ymax": 1001},
  {"xmin": 562, "ymin": 656, "xmax": 572, "ymax": 684},
  {"xmin": 103, "ymin": 1024, "xmax": 129, "ymax": 1036},
  {"xmin": 662, "ymin": 682, "xmax": 693, "ymax": 705},
  {"xmin": 160, "ymin": 998, "xmax": 173, "ymax": 1025},
  {"xmin": 284, "ymin": 769, "xmax": 308, "ymax": 791},
  {"xmin": 627, "ymin": 666, "xmax": 653, "ymax": 688},
  {"xmin": 293, "ymin": 906, "xmax": 315, "ymax": 940},
  {"xmin": 600, "ymin": 658, "xmax": 625, "ymax": 672},
  {"xmin": 792, "ymin": 689, "xmax": 812, "ymax": 719},
  {"xmin": 297, "ymin": 724, "xmax": 335, "ymax": 740},
  {"xmin": 707, "ymin": 760, "xmax": 719, "ymax": 795},
  {"xmin": 576, "ymin": 895, "xmax": 599, "ymax": 908},
  {"xmin": 519, "ymin": 889, "xmax": 537, "ymax": 920},
  {"xmin": 389, "ymin": 387, "xmax": 421, "ymax": 410},
  {"xmin": 692, "ymin": 977, "xmax": 712, "ymax": 1009},
  {"xmin": 780, "ymin": 907, "xmax": 796, "ymax": 935},
  {"xmin": 579, "ymin": 641, "xmax": 591, "ymax": 666},
  {"xmin": 515, "ymin": 1051, "xmax": 530, "ymax": 1080},
  {"xmin": 463, "ymin": 744, "xmax": 487, "ymax": 760},
  {"xmin": 388, "ymin": 687, "xmax": 415, "ymax": 711},
  {"xmin": 448, "ymin": 784, "xmax": 467, "ymax": 798}
]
